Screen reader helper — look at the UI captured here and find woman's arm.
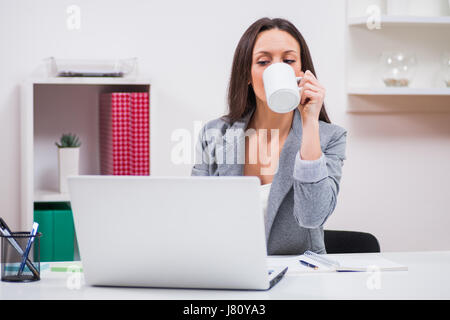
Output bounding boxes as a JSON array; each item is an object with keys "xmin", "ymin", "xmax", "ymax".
[
  {"xmin": 297, "ymin": 69, "xmax": 326, "ymax": 161},
  {"xmin": 292, "ymin": 128, "xmax": 347, "ymax": 228},
  {"xmin": 292, "ymin": 70, "xmax": 347, "ymax": 228},
  {"xmin": 300, "ymin": 119, "xmax": 322, "ymax": 160}
]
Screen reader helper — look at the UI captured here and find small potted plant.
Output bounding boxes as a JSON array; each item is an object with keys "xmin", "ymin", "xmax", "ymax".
[{"xmin": 55, "ymin": 133, "xmax": 81, "ymax": 193}]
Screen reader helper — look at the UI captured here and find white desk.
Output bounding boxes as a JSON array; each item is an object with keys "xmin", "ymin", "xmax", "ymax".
[{"xmin": 1, "ymin": 251, "xmax": 450, "ymax": 299}]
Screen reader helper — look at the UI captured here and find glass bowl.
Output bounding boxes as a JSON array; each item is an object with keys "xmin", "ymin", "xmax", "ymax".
[
  {"xmin": 380, "ymin": 52, "xmax": 417, "ymax": 87},
  {"xmin": 442, "ymin": 52, "xmax": 450, "ymax": 88}
]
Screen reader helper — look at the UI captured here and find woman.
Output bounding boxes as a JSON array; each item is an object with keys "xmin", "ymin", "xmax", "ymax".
[{"xmin": 191, "ymin": 17, "xmax": 347, "ymax": 254}]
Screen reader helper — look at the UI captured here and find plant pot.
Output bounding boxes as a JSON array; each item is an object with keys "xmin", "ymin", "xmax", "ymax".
[{"xmin": 58, "ymin": 147, "xmax": 80, "ymax": 193}]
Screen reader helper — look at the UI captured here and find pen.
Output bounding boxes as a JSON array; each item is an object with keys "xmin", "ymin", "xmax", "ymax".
[
  {"xmin": 299, "ymin": 259, "xmax": 319, "ymax": 270},
  {"xmin": 0, "ymin": 217, "xmax": 24, "ymax": 254},
  {"xmin": 18, "ymin": 222, "xmax": 39, "ymax": 276},
  {"xmin": 0, "ymin": 218, "xmax": 40, "ymax": 278}
]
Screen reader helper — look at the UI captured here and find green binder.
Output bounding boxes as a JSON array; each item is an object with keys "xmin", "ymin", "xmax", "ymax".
[
  {"xmin": 53, "ymin": 203, "xmax": 75, "ymax": 262},
  {"xmin": 34, "ymin": 202, "xmax": 75, "ymax": 262},
  {"xmin": 33, "ymin": 204, "xmax": 54, "ymax": 262}
]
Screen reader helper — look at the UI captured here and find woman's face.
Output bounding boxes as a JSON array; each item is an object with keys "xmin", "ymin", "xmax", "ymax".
[{"xmin": 250, "ymin": 28, "xmax": 303, "ymax": 107}]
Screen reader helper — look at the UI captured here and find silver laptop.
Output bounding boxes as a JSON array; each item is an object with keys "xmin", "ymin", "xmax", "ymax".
[{"xmin": 68, "ymin": 175, "xmax": 287, "ymax": 290}]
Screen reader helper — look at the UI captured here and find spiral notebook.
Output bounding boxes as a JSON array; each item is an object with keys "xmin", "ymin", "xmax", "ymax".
[{"xmin": 267, "ymin": 251, "xmax": 408, "ymax": 274}]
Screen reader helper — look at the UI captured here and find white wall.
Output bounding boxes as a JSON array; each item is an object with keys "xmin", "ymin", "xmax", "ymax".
[{"xmin": 1, "ymin": 0, "xmax": 449, "ymax": 252}]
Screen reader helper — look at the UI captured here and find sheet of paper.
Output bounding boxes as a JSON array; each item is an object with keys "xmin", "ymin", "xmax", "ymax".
[
  {"xmin": 333, "ymin": 255, "xmax": 408, "ymax": 271},
  {"xmin": 267, "ymin": 254, "xmax": 407, "ymax": 274}
]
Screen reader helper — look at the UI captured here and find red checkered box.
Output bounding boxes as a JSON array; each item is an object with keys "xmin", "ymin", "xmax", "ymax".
[
  {"xmin": 130, "ymin": 92, "xmax": 150, "ymax": 175},
  {"xmin": 99, "ymin": 93, "xmax": 131, "ymax": 175}
]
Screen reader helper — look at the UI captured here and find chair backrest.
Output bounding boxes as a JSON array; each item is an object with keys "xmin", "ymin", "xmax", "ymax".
[{"xmin": 324, "ymin": 230, "xmax": 380, "ymax": 254}]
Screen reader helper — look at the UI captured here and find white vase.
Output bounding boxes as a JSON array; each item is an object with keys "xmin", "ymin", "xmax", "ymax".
[{"xmin": 58, "ymin": 147, "xmax": 80, "ymax": 193}]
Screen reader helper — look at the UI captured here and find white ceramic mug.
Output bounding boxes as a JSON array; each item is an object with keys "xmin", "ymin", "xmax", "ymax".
[{"xmin": 262, "ymin": 62, "xmax": 302, "ymax": 113}]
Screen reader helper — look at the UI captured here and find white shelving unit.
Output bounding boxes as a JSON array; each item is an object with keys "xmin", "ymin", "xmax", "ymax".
[
  {"xmin": 20, "ymin": 77, "xmax": 151, "ymax": 230},
  {"xmin": 345, "ymin": 1, "xmax": 450, "ymax": 112}
]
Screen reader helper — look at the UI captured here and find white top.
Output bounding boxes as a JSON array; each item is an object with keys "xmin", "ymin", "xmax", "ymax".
[{"xmin": 260, "ymin": 183, "xmax": 272, "ymax": 224}]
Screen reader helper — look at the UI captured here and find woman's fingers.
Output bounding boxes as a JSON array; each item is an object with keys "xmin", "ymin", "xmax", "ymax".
[
  {"xmin": 296, "ymin": 70, "xmax": 326, "ymax": 110},
  {"xmin": 302, "ymin": 82, "xmax": 322, "ymax": 93},
  {"xmin": 298, "ymin": 70, "xmax": 324, "ymax": 91},
  {"xmin": 300, "ymin": 83, "xmax": 323, "ymax": 105},
  {"xmin": 300, "ymin": 89, "xmax": 322, "ymax": 105}
]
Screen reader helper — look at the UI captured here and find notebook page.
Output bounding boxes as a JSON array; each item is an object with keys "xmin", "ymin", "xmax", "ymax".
[
  {"xmin": 332, "ymin": 255, "xmax": 408, "ymax": 272},
  {"xmin": 267, "ymin": 254, "xmax": 408, "ymax": 273}
]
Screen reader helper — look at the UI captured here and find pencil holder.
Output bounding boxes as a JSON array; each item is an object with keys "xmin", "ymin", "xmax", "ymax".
[{"xmin": 1, "ymin": 231, "xmax": 41, "ymax": 282}]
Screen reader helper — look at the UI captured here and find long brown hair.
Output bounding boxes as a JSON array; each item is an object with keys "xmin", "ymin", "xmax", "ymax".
[{"xmin": 224, "ymin": 17, "xmax": 331, "ymax": 124}]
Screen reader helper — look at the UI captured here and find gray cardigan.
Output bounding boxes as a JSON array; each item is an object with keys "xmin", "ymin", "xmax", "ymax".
[{"xmin": 191, "ymin": 108, "xmax": 347, "ymax": 254}]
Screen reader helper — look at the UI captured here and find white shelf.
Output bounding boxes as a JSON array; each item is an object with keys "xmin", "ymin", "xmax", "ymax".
[
  {"xmin": 348, "ymin": 87, "xmax": 450, "ymax": 96},
  {"xmin": 34, "ymin": 189, "xmax": 70, "ymax": 202},
  {"xmin": 20, "ymin": 79, "xmax": 152, "ymax": 230},
  {"xmin": 345, "ymin": 1, "xmax": 450, "ymax": 112},
  {"xmin": 348, "ymin": 15, "xmax": 450, "ymax": 27}
]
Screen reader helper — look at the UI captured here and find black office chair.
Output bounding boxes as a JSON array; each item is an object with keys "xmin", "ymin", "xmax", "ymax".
[{"xmin": 324, "ymin": 230, "xmax": 380, "ymax": 254}]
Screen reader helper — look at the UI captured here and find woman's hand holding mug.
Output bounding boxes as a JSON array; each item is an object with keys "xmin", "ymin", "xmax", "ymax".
[
  {"xmin": 262, "ymin": 64, "xmax": 325, "ymax": 123},
  {"xmin": 297, "ymin": 70, "xmax": 326, "ymax": 124}
]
